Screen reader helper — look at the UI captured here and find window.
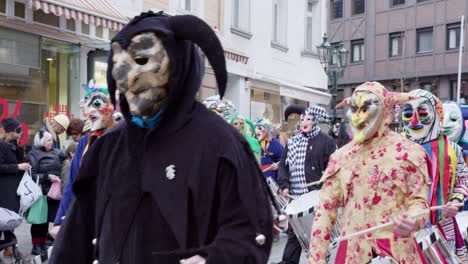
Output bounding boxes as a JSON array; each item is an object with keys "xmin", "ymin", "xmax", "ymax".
[
  {"xmin": 33, "ymin": 9, "xmax": 59, "ymax": 27},
  {"xmin": 351, "ymin": 39, "xmax": 365, "ymax": 62},
  {"xmin": 272, "ymin": 0, "xmax": 288, "ymax": 47},
  {"xmin": 416, "ymin": 27, "xmax": 433, "ymax": 53},
  {"xmin": 352, "ymin": 0, "xmax": 365, "ymax": 15},
  {"xmin": 305, "ymin": 0, "xmax": 319, "ymax": 51},
  {"xmin": 14, "ymin": 1, "xmax": 25, "ymax": 19},
  {"xmin": 330, "ymin": 42, "xmax": 340, "ymax": 64},
  {"xmin": 179, "ymin": 0, "xmax": 192, "ymax": 12},
  {"xmin": 81, "ymin": 22, "xmax": 90, "ymax": 35},
  {"xmin": 66, "ymin": 18, "xmax": 75, "ymax": 31},
  {"xmin": 391, "ymin": 0, "xmax": 405, "ymax": 7},
  {"xmin": 330, "ymin": 0, "xmax": 342, "ymax": 19},
  {"xmin": 109, "ymin": 30, "xmax": 117, "ymax": 40},
  {"xmin": 232, "ymin": 0, "xmax": 251, "ymax": 34},
  {"xmin": 95, "ymin": 26, "xmax": 104, "ymax": 39},
  {"xmin": 0, "ymin": 0, "xmax": 5, "ymax": 13},
  {"xmin": 447, "ymin": 23, "xmax": 461, "ymax": 50},
  {"xmin": 389, "ymin": 32, "xmax": 404, "ymax": 57}
]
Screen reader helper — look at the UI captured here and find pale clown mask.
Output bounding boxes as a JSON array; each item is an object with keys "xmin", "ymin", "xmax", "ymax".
[
  {"xmin": 83, "ymin": 89, "xmax": 114, "ymax": 131},
  {"xmin": 111, "ymin": 32, "xmax": 171, "ymax": 119},
  {"xmin": 403, "ymin": 89, "xmax": 442, "ymax": 144},
  {"xmin": 346, "ymin": 91, "xmax": 384, "ymax": 143},
  {"xmin": 232, "ymin": 118, "xmax": 245, "ymax": 133},
  {"xmin": 299, "ymin": 114, "xmax": 314, "ymax": 133},
  {"xmin": 442, "ymin": 101, "xmax": 463, "ymax": 142}
]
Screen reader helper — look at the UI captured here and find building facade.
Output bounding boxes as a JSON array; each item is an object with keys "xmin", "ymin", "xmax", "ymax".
[
  {"xmin": 328, "ymin": 0, "xmax": 468, "ymax": 115},
  {"xmin": 0, "ymin": 0, "xmax": 128, "ymax": 146},
  {"xmin": 143, "ymin": 0, "xmax": 330, "ymax": 133}
]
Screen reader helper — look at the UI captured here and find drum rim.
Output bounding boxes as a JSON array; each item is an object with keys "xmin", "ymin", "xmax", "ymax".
[{"xmin": 287, "ymin": 206, "xmax": 315, "ymax": 219}]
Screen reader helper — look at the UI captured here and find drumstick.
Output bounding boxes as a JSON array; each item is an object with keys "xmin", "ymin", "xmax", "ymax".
[
  {"xmin": 336, "ymin": 202, "xmax": 465, "ymax": 242},
  {"xmin": 304, "ymin": 180, "xmax": 323, "ymax": 187},
  {"xmin": 262, "ymin": 162, "xmax": 279, "ymax": 173}
]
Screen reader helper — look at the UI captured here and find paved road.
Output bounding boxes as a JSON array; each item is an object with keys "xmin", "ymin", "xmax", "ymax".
[{"xmin": 1, "ymin": 212, "xmax": 466, "ymax": 264}]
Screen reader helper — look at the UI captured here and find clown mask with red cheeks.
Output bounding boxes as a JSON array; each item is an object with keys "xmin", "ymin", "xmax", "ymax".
[
  {"xmin": 83, "ymin": 89, "xmax": 114, "ymax": 131},
  {"xmin": 300, "ymin": 114, "xmax": 314, "ymax": 133},
  {"xmin": 346, "ymin": 91, "xmax": 384, "ymax": 143}
]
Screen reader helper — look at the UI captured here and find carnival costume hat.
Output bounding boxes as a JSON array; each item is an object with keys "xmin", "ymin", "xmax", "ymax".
[{"xmin": 309, "ymin": 82, "xmax": 430, "ymax": 263}]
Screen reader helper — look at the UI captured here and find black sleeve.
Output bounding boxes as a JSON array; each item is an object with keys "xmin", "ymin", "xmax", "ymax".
[
  {"xmin": 204, "ymin": 157, "xmax": 272, "ymax": 263},
  {"xmin": 277, "ymin": 143, "xmax": 290, "ymax": 191},
  {"xmin": 324, "ymin": 138, "xmax": 337, "ymax": 167},
  {"xmin": 49, "ymin": 144, "xmax": 97, "ymax": 264},
  {"xmin": 0, "ymin": 145, "xmax": 18, "ymax": 175}
]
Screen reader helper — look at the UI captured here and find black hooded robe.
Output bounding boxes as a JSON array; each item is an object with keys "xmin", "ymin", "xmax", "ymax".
[{"xmin": 49, "ymin": 13, "xmax": 272, "ymax": 264}]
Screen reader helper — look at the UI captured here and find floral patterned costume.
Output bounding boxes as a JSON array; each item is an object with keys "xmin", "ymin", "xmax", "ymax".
[{"xmin": 309, "ymin": 82, "xmax": 430, "ymax": 264}]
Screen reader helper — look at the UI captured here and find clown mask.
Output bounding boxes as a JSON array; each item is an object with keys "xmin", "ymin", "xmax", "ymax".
[
  {"xmin": 300, "ymin": 114, "xmax": 314, "ymax": 133},
  {"xmin": 402, "ymin": 98, "xmax": 437, "ymax": 143},
  {"xmin": 332, "ymin": 122, "xmax": 340, "ymax": 137},
  {"xmin": 346, "ymin": 91, "xmax": 384, "ymax": 143},
  {"xmin": 255, "ymin": 124, "xmax": 268, "ymax": 141},
  {"xmin": 83, "ymin": 89, "xmax": 114, "ymax": 131},
  {"xmin": 232, "ymin": 118, "xmax": 245, "ymax": 133},
  {"xmin": 442, "ymin": 101, "xmax": 463, "ymax": 142},
  {"xmin": 111, "ymin": 32, "xmax": 170, "ymax": 119}
]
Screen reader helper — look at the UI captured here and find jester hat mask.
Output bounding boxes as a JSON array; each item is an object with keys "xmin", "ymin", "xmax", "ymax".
[
  {"xmin": 442, "ymin": 101, "xmax": 463, "ymax": 143},
  {"xmin": 284, "ymin": 104, "xmax": 332, "ymax": 134},
  {"xmin": 402, "ymin": 89, "xmax": 443, "ymax": 144},
  {"xmin": 340, "ymin": 82, "xmax": 417, "ymax": 143},
  {"xmin": 107, "ymin": 12, "xmax": 227, "ymax": 124},
  {"xmin": 81, "ymin": 80, "xmax": 114, "ymax": 132}
]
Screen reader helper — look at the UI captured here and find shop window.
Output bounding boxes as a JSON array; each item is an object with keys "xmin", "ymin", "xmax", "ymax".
[
  {"xmin": 250, "ymin": 89, "xmax": 282, "ymax": 124},
  {"xmin": 0, "ymin": 0, "xmax": 5, "ymax": 13},
  {"xmin": 447, "ymin": 23, "xmax": 461, "ymax": 50},
  {"xmin": 66, "ymin": 18, "xmax": 75, "ymax": 32},
  {"xmin": 416, "ymin": 27, "xmax": 433, "ymax": 53},
  {"xmin": 330, "ymin": 0, "xmax": 342, "ymax": 19},
  {"xmin": 14, "ymin": 1, "xmax": 25, "ymax": 19},
  {"xmin": 389, "ymin": 32, "xmax": 404, "ymax": 57},
  {"xmin": 33, "ymin": 9, "xmax": 59, "ymax": 27},
  {"xmin": 96, "ymin": 26, "xmax": 104, "ymax": 39},
  {"xmin": 81, "ymin": 22, "xmax": 90, "ymax": 35}
]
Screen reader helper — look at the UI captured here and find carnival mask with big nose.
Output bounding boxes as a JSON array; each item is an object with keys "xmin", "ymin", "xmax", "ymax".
[
  {"xmin": 111, "ymin": 32, "xmax": 170, "ymax": 119},
  {"xmin": 402, "ymin": 98, "xmax": 436, "ymax": 143},
  {"xmin": 346, "ymin": 91, "xmax": 384, "ymax": 143},
  {"xmin": 255, "ymin": 125, "xmax": 268, "ymax": 141},
  {"xmin": 442, "ymin": 101, "xmax": 463, "ymax": 142},
  {"xmin": 300, "ymin": 114, "xmax": 314, "ymax": 133},
  {"xmin": 83, "ymin": 89, "xmax": 114, "ymax": 131}
]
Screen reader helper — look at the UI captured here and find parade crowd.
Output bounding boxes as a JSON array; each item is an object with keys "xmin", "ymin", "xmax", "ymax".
[{"xmin": 0, "ymin": 11, "xmax": 467, "ymax": 264}]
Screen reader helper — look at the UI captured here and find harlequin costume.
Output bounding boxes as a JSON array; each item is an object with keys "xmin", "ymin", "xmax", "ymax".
[
  {"xmin": 277, "ymin": 104, "xmax": 336, "ymax": 264},
  {"xmin": 50, "ymin": 12, "xmax": 272, "ymax": 264},
  {"xmin": 229, "ymin": 114, "xmax": 261, "ymax": 164},
  {"xmin": 403, "ymin": 89, "xmax": 468, "ymax": 262},
  {"xmin": 255, "ymin": 118, "xmax": 283, "ymax": 180},
  {"xmin": 310, "ymin": 82, "xmax": 430, "ymax": 264}
]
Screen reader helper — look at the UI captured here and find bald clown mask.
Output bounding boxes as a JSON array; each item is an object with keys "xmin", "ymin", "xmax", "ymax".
[
  {"xmin": 111, "ymin": 32, "xmax": 170, "ymax": 119},
  {"xmin": 442, "ymin": 101, "xmax": 463, "ymax": 142}
]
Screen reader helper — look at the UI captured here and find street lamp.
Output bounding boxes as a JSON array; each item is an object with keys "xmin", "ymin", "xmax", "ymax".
[{"xmin": 316, "ymin": 34, "xmax": 348, "ymax": 119}]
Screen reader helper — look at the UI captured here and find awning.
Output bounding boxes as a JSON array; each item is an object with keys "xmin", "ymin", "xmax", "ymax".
[
  {"xmin": 280, "ymin": 82, "xmax": 331, "ymax": 105},
  {"xmin": 30, "ymin": 0, "xmax": 128, "ymax": 31}
]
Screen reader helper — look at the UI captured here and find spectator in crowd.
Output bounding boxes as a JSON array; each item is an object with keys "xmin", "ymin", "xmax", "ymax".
[
  {"xmin": 41, "ymin": 114, "xmax": 70, "ymax": 149},
  {"xmin": 0, "ymin": 118, "xmax": 30, "ymax": 258},
  {"xmin": 28, "ymin": 131, "xmax": 65, "ymax": 255},
  {"xmin": 63, "ymin": 119, "xmax": 84, "ymax": 150}
]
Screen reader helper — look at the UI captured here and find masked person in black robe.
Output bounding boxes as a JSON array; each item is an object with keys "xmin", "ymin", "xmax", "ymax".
[{"xmin": 49, "ymin": 12, "xmax": 272, "ymax": 264}]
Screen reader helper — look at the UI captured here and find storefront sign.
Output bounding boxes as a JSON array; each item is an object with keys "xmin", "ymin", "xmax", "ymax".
[
  {"xmin": 0, "ymin": 98, "xmax": 28, "ymax": 146},
  {"xmin": 45, "ymin": 104, "xmax": 73, "ymax": 120}
]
